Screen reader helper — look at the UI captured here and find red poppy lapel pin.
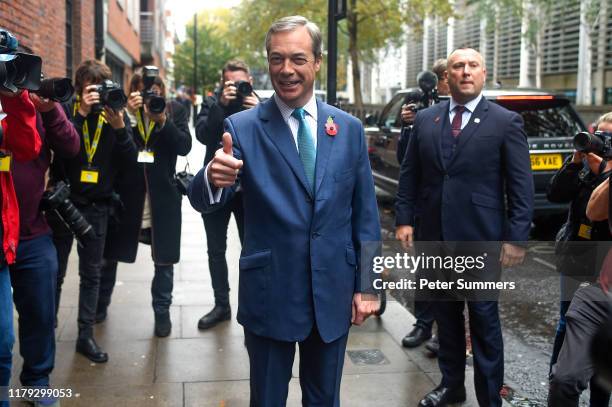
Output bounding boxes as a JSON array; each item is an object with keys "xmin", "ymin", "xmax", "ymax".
[
  {"xmin": 325, "ymin": 116, "xmax": 338, "ymax": 136},
  {"xmin": 434, "ymin": 116, "xmax": 440, "ymax": 123}
]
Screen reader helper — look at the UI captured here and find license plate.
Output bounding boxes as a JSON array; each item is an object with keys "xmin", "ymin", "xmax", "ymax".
[{"xmin": 530, "ymin": 153, "xmax": 563, "ymax": 170}]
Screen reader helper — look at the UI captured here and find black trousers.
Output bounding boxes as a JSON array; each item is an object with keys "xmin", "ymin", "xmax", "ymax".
[
  {"xmin": 98, "ymin": 260, "xmax": 174, "ymax": 314},
  {"xmin": 549, "ymin": 284, "xmax": 611, "ymax": 407},
  {"xmin": 53, "ymin": 203, "xmax": 109, "ymax": 338},
  {"xmin": 202, "ymin": 191, "xmax": 244, "ymax": 306}
]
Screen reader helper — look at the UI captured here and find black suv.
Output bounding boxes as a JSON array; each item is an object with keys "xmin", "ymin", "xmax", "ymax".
[{"xmin": 365, "ymin": 89, "xmax": 586, "ymax": 220}]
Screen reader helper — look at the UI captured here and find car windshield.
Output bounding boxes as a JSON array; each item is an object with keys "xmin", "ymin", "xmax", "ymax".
[{"xmin": 493, "ymin": 99, "xmax": 585, "ymax": 138}]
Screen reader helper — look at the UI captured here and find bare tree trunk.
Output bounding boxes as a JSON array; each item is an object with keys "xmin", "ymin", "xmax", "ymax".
[
  {"xmin": 595, "ymin": 0, "xmax": 607, "ymax": 105},
  {"xmin": 576, "ymin": 0, "xmax": 593, "ymax": 105},
  {"xmin": 347, "ymin": 0, "xmax": 363, "ymax": 109}
]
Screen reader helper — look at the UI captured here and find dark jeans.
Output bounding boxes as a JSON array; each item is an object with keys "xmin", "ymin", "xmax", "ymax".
[
  {"xmin": 549, "ymin": 284, "xmax": 611, "ymax": 407},
  {"xmin": 202, "ymin": 192, "xmax": 244, "ymax": 306},
  {"xmin": 0, "ymin": 265, "xmax": 14, "ymax": 402},
  {"xmin": 98, "ymin": 260, "xmax": 174, "ymax": 314},
  {"xmin": 9, "ymin": 235, "xmax": 57, "ymax": 387},
  {"xmin": 53, "ymin": 203, "xmax": 109, "ymax": 338}
]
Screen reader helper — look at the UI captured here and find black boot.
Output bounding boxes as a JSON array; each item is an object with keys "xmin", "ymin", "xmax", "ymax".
[
  {"xmin": 197, "ymin": 304, "xmax": 231, "ymax": 330},
  {"xmin": 76, "ymin": 335, "xmax": 108, "ymax": 363},
  {"xmin": 154, "ymin": 312, "xmax": 172, "ymax": 337}
]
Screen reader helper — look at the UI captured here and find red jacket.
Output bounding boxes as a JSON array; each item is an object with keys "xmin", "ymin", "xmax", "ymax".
[{"xmin": 0, "ymin": 91, "xmax": 41, "ymax": 264}]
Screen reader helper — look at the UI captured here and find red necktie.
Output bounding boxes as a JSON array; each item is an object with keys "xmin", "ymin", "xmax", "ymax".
[{"xmin": 451, "ymin": 105, "xmax": 465, "ymax": 138}]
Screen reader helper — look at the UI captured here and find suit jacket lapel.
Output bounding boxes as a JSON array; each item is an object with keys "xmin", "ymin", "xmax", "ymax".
[
  {"xmin": 259, "ymin": 98, "xmax": 313, "ymax": 198},
  {"xmin": 449, "ymin": 97, "xmax": 489, "ymax": 167},
  {"xmin": 314, "ymin": 100, "xmax": 334, "ymax": 194}
]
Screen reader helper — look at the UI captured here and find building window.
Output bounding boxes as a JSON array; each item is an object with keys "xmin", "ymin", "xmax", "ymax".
[
  {"xmin": 66, "ymin": 0, "xmax": 73, "ymax": 79},
  {"xmin": 105, "ymin": 52, "xmax": 125, "ymax": 88}
]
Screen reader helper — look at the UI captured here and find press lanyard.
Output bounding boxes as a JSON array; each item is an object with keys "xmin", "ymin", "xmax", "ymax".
[
  {"xmin": 82, "ymin": 114, "xmax": 106, "ymax": 166},
  {"xmin": 136, "ymin": 110, "xmax": 155, "ymax": 148}
]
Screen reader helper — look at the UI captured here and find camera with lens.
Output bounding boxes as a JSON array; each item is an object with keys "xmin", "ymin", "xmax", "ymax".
[
  {"xmin": 230, "ymin": 80, "xmax": 253, "ymax": 107},
  {"xmin": 404, "ymin": 70, "xmax": 440, "ymax": 112},
  {"xmin": 0, "ymin": 28, "xmax": 42, "ymax": 92},
  {"xmin": 573, "ymin": 131, "xmax": 612, "ymax": 158},
  {"xmin": 91, "ymin": 79, "xmax": 127, "ymax": 114},
  {"xmin": 141, "ymin": 66, "xmax": 166, "ymax": 114},
  {"xmin": 34, "ymin": 76, "xmax": 74, "ymax": 103},
  {"xmin": 40, "ymin": 181, "xmax": 96, "ymax": 244}
]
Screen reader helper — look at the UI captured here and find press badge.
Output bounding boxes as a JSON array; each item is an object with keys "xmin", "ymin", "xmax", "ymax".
[
  {"xmin": 80, "ymin": 167, "xmax": 100, "ymax": 184},
  {"xmin": 138, "ymin": 150, "xmax": 155, "ymax": 163},
  {"xmin": 0, "ymin": 152, "xmax": 12, "ymax": 172},
  {"xmin": 578, "ymin": 224, "xmax": 592, "ymax": 240}
]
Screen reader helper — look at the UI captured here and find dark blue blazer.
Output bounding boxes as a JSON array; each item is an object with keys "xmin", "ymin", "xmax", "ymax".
[
  {"xmin": 395, "ymin": 97, "xmax": 534, "ymax": 242},
  {"xmin": 188, "ymin": 97, "xmax": 381, "ymax": 343}
]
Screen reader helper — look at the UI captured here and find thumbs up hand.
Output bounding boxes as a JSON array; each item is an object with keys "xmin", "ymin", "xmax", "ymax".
[{"xmin": 208, "ymin": 132, "xmax": 244, "ymax": 187}]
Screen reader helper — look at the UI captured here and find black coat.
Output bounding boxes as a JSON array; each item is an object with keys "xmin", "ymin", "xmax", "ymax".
[{"xmin": 104, "ymin": 100, "xmax": 192, "ymax": 264}]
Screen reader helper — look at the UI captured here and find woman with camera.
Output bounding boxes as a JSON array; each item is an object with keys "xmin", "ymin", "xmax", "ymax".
[
  {"xmin": 546, "ymin": 112, "xmax": 612, "ymax": 406},
  {"xmin": 50, "ymin": 60, "xmax": 136, "ymax": 363},
  {"xmin": 97, "ymin": 71, "xmax": 191, "ymax": 338}
]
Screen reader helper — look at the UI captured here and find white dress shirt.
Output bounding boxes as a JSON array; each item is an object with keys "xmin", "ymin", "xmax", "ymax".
[
  {"xmin": 204, "ymin": 92, "xmax": 319, "ymax": 204},
  {"xmin": 448, "ymin": 93, "xmax": 483, "ymax": 130}
]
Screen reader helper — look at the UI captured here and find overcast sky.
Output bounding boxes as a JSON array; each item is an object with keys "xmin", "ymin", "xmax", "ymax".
[{"xmin": 169, "ymin": 0, "xmax": 242, "ymax": 42}]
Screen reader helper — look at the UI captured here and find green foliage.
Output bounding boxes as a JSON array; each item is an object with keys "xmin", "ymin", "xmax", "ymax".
[{"xmin": 173, "ymin": 10, "xmax": 235, "ymax": 94}]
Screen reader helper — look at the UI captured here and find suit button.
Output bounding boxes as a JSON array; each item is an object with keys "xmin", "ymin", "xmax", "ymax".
[
  {"xmin": 306, "ymin": 196, "xmax": 313, "ymax": 203},
  {"xmin": 312, "ymin": 232, "xmax": 321, "ymax": 240}
]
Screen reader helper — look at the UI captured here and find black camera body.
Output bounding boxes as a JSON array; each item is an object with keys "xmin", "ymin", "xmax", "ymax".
[
  {"xmin": 0, "ymin": 28, "xmax": 42, "ymax": 92},
  {"xmin": 91, "ymin": 80, "xmax": 127, "ymax": 114},
  {"xmin": 573, "ymin": 131, "xmax": 612, "ymax": 158},
  {"xmin": 41, "ymin": 181, "xmax": 95, "ymax": 244},
  {"xmin": 231, "ymin": 80, "xmax": 253, "ymax": 107},
  {"xmin": 35, "ymin": 77, "xmax": 74, "ymax": 103},
  {"xmin": 141, "ymin": 66, "xmax": 166, "ymax": 114},
  {"xmin": 404, "ymin": 70, "xmax": 440, "ymax": 112}
]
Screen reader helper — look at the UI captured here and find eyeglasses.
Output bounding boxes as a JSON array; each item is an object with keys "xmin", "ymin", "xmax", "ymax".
[{"xmin": 268, "ymin": 55, "xmax": 312, "ymax": 67}]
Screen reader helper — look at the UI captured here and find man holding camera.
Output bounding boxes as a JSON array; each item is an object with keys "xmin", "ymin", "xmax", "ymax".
[
  {"xmin": 8, "ymin": 90, "xmax": 79, "ymax": 404},
  {"xmin": 395, "ymin": 48, "xmax": 533, "ymax": 406},
  {"xmin": 194, "ymin": 60, "xmax": 258, "ymax": 330},
  {"xmin": 51, "ymin": 60, "xmax": 136, "ymax": 363},
  {"xmin": 397, "ymin": 58, "xmax": 449, "ymax": 165},
  {"xmin": 546, "ymin": 118, "xmax": 612, "ymax": 406},
  {"xmin": 0, "ymin": 88, "xmax": 41, "ymax": 407}
]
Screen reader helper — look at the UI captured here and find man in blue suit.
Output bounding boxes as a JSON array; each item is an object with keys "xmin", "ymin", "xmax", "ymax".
[
  {"xmin": 395, "ymin": 48, "xmax": 534, "ymax": 407},
  {"xmin": 188, "ymin": 15, "xmax": 381, "ymax": 407}
]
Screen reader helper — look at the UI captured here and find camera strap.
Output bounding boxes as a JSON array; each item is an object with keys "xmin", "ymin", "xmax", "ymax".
[
  {"xmin": 136, "ymin": 109, "xmax": 155, "ymax": 149},
  {"xmin": 82, "ymin": 114, "xmax": 106, "ymax": 166}
]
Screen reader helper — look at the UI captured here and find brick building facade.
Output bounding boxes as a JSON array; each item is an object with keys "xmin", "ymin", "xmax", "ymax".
[{"xmin": 0, "ymin": 0, "xmax": 95, "ymax": 79}]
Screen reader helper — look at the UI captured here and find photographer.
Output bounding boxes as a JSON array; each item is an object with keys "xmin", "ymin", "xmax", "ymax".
[
  {"xmin": 397, "ymin": 59, "xmax": 448, "ymax": 354},
  {"xmin": 96, "ymin": 70, "xmax": 192, "ymax": 337},
  {"xmin": 547, "ymin": 113, "xmax": 612, "ymax": 406},
  {"xmin": 0, "ymin": 88, "xmax": 41, "ymax": 406},
  {"xmin": 194, "ymin": 59, "xmax": 257, "ymax": 330},
  {"xmin": 50, "ymin": 60, "xmax": 136, "ymax": 363},
  {"xmin": 9, "ymin": 91, "xmax": 79, "ymax": 401},
  {"xmin": 397, "ymin": 58, "xmax": 449, "ymax": 164}
]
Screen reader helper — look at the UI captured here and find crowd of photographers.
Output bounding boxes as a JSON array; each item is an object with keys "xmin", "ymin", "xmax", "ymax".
[{"xmin": 0, "ymin": 28, "xmax": 197, "ymax": 406}]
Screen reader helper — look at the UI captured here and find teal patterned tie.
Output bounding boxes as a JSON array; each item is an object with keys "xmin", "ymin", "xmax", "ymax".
[{"xmin": 291, "ymin": 108, "xmax": 316, "ymax": 191}]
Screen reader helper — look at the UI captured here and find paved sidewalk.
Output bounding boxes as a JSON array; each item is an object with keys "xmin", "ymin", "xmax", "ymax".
[{"xmin": 8, "ymin": 140, "xmax": 497, "ymax": 407}]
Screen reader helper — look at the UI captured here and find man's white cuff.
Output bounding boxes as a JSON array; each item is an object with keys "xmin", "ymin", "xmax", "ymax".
[{"xmin": 204, "ymin": 162, "xmax": 223, "ymax": 204}]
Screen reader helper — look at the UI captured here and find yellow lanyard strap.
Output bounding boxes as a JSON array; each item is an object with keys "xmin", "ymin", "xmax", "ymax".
[
  {"xmin": 82, "ymin": 114, "xmax": 106, "ymax": 166},
  {"xmin": 136, "ymin": 110, "xmax": 156, "ymax": 148}
]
